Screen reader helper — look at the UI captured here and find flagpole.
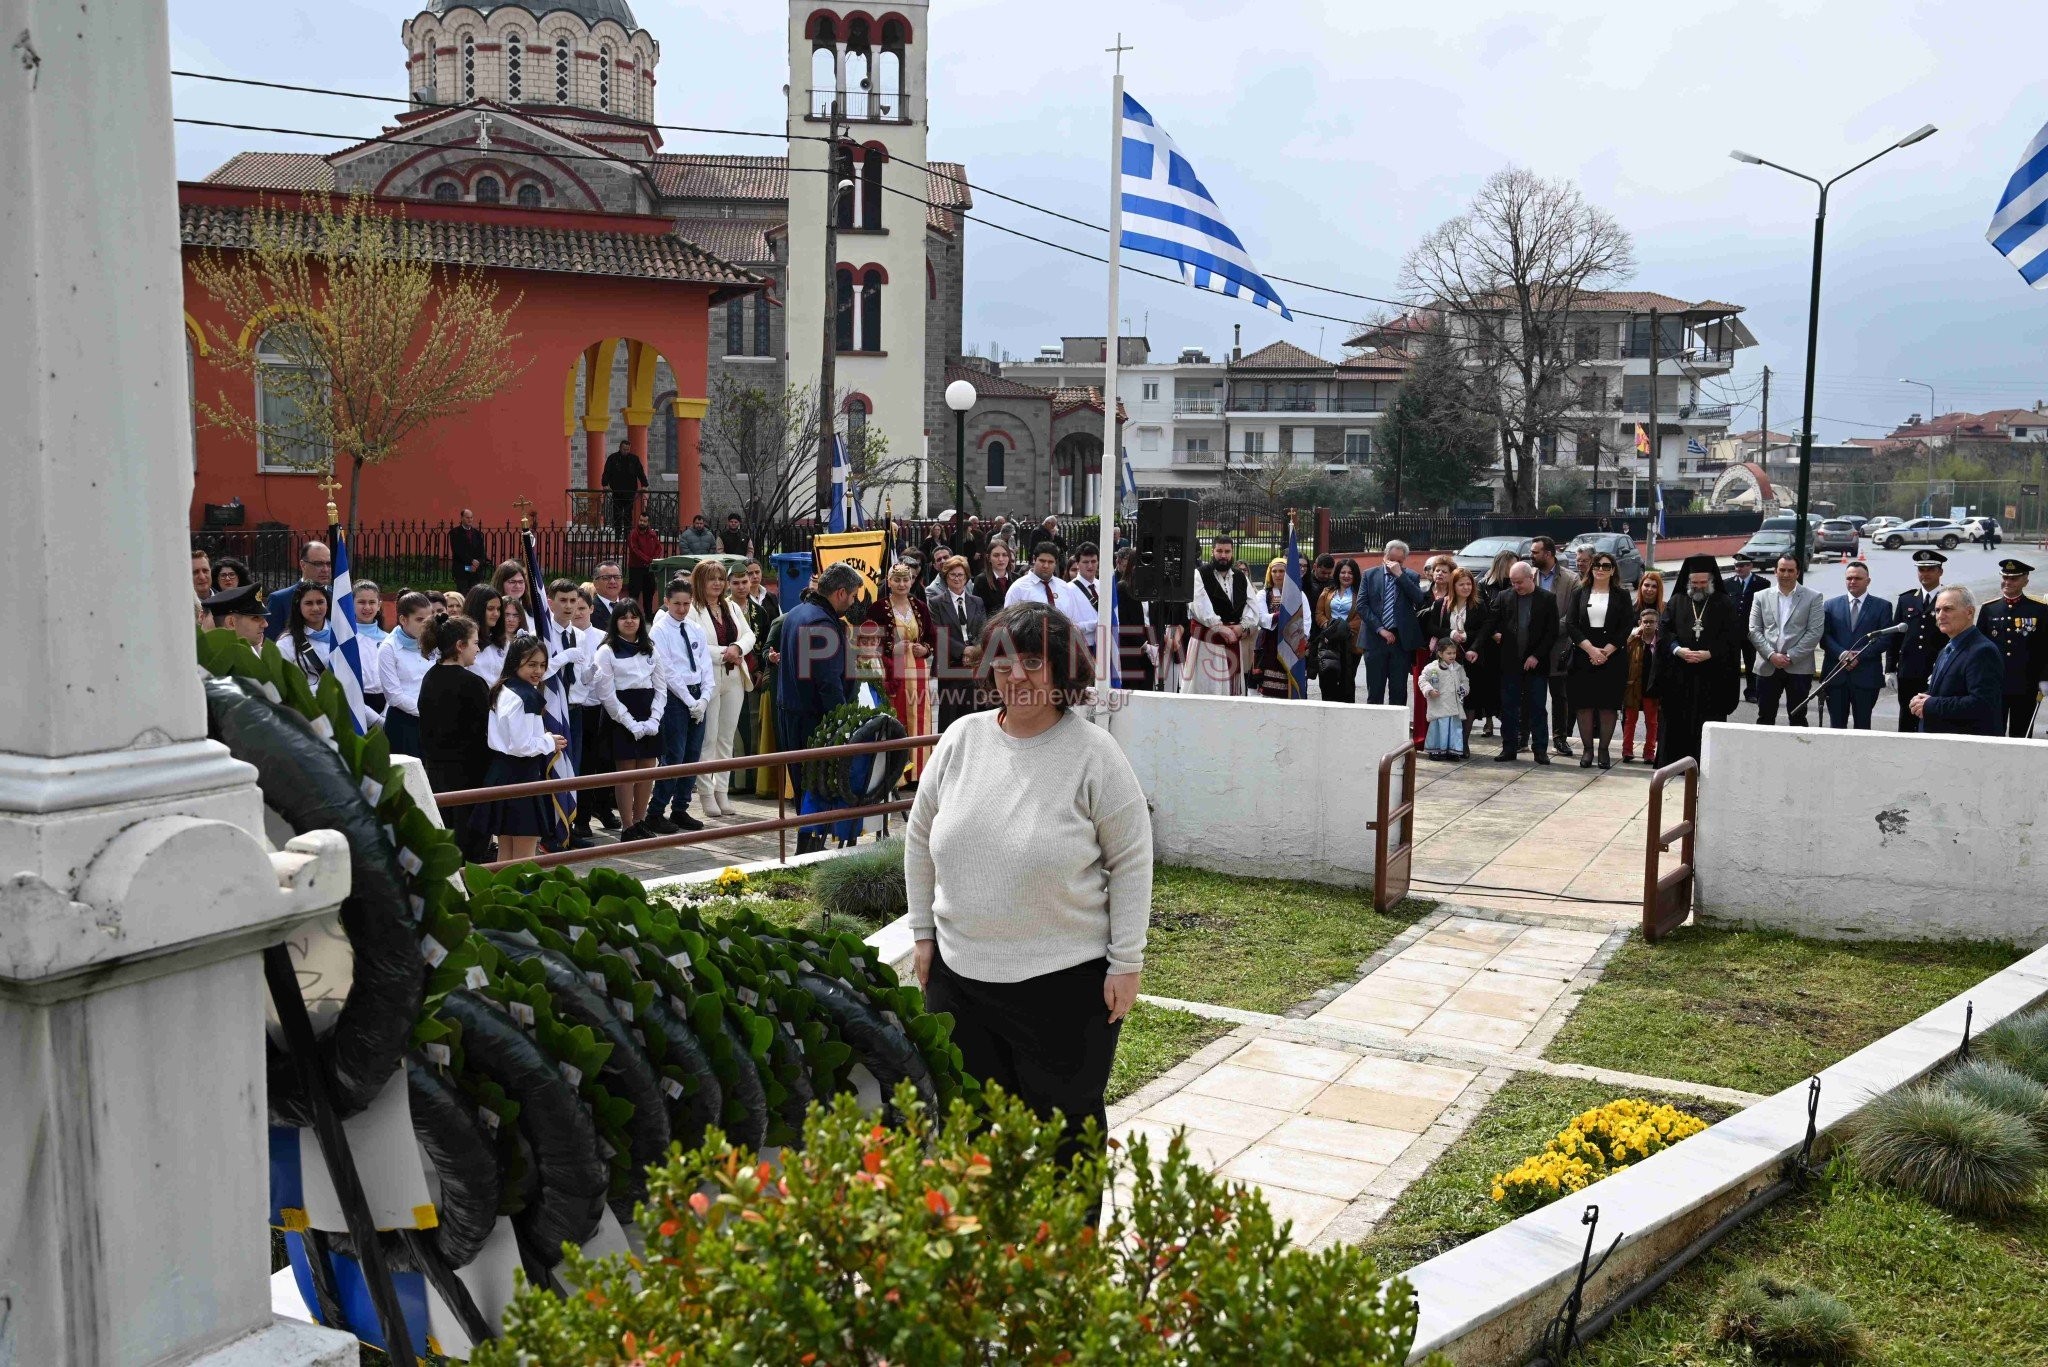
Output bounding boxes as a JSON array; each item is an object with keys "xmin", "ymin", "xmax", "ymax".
[{"xmin": 1097, "ymin": 39, "xmax": 1130, "ymax": 700}]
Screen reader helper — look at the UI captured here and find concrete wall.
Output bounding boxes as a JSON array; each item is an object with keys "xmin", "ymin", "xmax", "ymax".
[
  {"xmin": 1695, "ymin": 722, "xmax": 2048, "ymax": 947},
  {"xmin": 1105, "ymin": 692, "xmax": 1412, "ymax": 887}
]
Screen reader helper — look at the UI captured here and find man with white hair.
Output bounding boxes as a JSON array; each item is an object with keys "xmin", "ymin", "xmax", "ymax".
[
  {"xmin": 1913, "ymin": 584, "xmax": 2005, "ymax": 736},
  {"xmin": 1491, "ymin": 562, "xmax": 1559, "ymax": 763},
  {"xmin": 1358, "ymin": 538, "xmax": 1432, "ymax": 706}
]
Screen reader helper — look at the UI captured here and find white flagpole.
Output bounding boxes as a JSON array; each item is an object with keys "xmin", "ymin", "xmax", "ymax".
[{"xmin": 1097, "ymin": 38, "xmax": 1130, "ymax": 699}]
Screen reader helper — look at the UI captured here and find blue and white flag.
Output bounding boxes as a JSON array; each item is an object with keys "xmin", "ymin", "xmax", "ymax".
[
  {"xmin": 1120, "ymin": 446, "xmax": 1139, "ymax": 513},
  {"xmin": 520, "ymin": 527, "xmax": 577, "ymax": 843},
  {"xmin": 1989, "ymin": 117, "xmax": 2048, "ymax": 287},
  {"xmin": 1686, "ymin": 437, "xmax": 1708, "ymax": 457},
  {"xmin": 326, "ymin": 532, "xmax": 376, "ymax": 735},
  {"xmin": 1653, "ymin": 482, "xmax": 1668, "ymax": 538},
  {"xmin": 828, "ymin": 434, "xmax": 853, "ymax": 533},
  {"xmin": 1119, "ymin": 93, "xmax": 1292, "ymax": 319},
  {"xmin": 1274, "ymin": 521, "xmax": 1310, "ymax": 698}
]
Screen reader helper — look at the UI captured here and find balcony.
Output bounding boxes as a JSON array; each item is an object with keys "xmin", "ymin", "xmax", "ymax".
[
  {"xmin": 804, "ymin": 89, "xmax": 914, "ymax": 123},
  {"xmin": 1173, "ymin": 449, "xmax": 1222, "ymax": 466},
  {"xmin": 1173, "ymin": 396, "xmax": 1222, "ymax": 415},
  {"xmin": 1227, "ymin": 396, "xmax": 1391, "ymax": 414},
  {"xmin": 1564, "ymin": 340, "xmax": 1740, "ymax": 365}
]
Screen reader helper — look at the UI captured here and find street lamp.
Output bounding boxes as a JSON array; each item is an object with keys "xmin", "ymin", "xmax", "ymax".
[
  {"xmin": 944, "ymin": 378, "xmax": 977, "ymax": 519},
  {"xmin": 1900, "ymin": 378, "xmax": 1937, "ymax": 513},
  {"xmin": 1731, "ymin": 123, "xmax": 1937, "ymax": 564}
]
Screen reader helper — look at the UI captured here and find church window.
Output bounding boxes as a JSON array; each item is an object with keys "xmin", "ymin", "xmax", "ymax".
[
  {"xmin": 599, "ymin": 45, "xmax": 612, "ymax": 111},
  {"xmin": 516, "ymin": 182, "xmax": 542, "ymax": 206},
  {"xmin": 859, "ymin": 269, "xmax": 883, "ymax": 352},
  {"xmin": 833, "ymin": 144, "xmax": 856, "ymax": 229},
  {"xmin": 461, "ymin": 32, "xmax": 475, "ymax": 100},
  {"xmin": 475, "ymin": 176, "xmax": 501, "ymax": 204},
  {"xmin": 753, "ymin": 293, "xmax": 772, "ymax": 356},
  {"xmin": 860, "ymin": 148, "xmax": 885, "ymax": 229},
  {"xmin": 254, "ymin": 327, "xmax": 330, "ymax": 473},
  {"xmin": 725, "ymin": 300, "xmax": 744, "ymax": 357},
  {"xmin": 506, "ymin": 31, "xmax": 522, "ymax": 100},
  {"xmin": 810, "ymin": 44, "xmax": 837, "ymax": 118},
  {"xmin": 985, "ymin": 440, "xmax": 1006, "ymax": 490},
  {"xmin": 875, "ymin": 49, "xmax": 901, "ymax": 119},
  {"xmin": 431, "ymin": 180, "xmax": 459, "ymax": 201},
  {"xmin": 845, "ymin": 396, "xmax": 868, "ymax": 445},
  {"xmin": 555, "ymin": 36, "xmax": 571, "ymax": 102},
  {"xmin": 834, "ymin": 268, "xmax": 855, "ymax": 353}
]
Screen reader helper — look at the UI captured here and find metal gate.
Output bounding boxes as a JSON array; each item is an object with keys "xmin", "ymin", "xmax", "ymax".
[{"xmin": 1368, "ymin": 741, "xmax": 1418, "ymax": 912}]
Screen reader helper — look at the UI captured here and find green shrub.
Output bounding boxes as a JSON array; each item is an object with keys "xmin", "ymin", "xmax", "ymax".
[
  {"xmin": 1712, "ymin": 1271, "xmax": 1869, "ymax": 1363},
  {"xmin": 810, "ymin": 836, "xmax": 908, "ymax": 928},
  {"xmin": 478, "ymin": 1085, "xmax": 1448, "ymax": 1366},
  {"xmin": 1945, "ymin": 1058, "xmax": 2048, "ymax": 1141},
  {"xmin": 1979, "ymin": 1007, "xmax": 2048, "ymax": 1086},
  {"xmin": 1849, "ymin": 1085, "xmax": 2044, "ymax": 1217}
]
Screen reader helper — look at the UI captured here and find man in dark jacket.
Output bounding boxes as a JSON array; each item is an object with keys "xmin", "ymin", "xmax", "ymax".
[
  {"xmin": 1723, "ymin": 554, "xmax": 1769, "ymax": 701},
  {"xmin": 1976, "ymin": 558, "xmax": 2047, "ymax": 737},
  {"xmin": 601, "ymin": 442, "xmax": 647, "ymax": 536},
  {"xmin": 449, "ymin": 509, "xmax": 489, "ymax": 594},
  {"xmin": 1492, "ymin": 561, "xmax": 1560, "ymax": 763},
  {"xmin": 1914, "ymin": 585, "xmax": 2006, "ymax": 735},
  {"xmin": 778, "ymin": 562, "xmax": 863, "ymax": 851},
  {"xmin": 1888, "ymin": 549, "xmax": 1947, "ymax": 733}
]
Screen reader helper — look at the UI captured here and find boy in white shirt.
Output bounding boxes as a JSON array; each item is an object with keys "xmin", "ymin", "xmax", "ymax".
[{"xmin": 648, "ymin": 575, "xmax": 713, "ymax": 832}]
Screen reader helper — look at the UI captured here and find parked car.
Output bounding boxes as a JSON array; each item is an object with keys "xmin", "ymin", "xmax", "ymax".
[
  {"xmin": 1864, "ymin": 516, "xmax": 1903, "ymax": 539},
  {"xmin": 1963, "ymin": 516, "xmax": 2002, "ymax": 544},
  {"xmin": 1563, "ymin": 531, "xmax": 1646, "ymax": 586},
  {"xmin": 1452, "ymin": 535, "xmax": 1533, "ymax": 578},
  {"xmin": 1875, "ymin": 518, "xmax": 1965, "ymax": 551},
  {"xmin": 1839, "ymin": 515, "xmax": 1870, "ymax": 530},
  {"xmin": 1736, "ymin": 513, "xmax": 1825, "ymax": 568},
  {"xmin": 1812, "ymin": 519, "xmax": 1860, "ymax": 556}
]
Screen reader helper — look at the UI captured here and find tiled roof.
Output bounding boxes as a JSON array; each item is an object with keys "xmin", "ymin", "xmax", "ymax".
[
  {"xmin": 1230, "ymin": 340, "xmax": 1329, "ymax": 370},
  {"xmin": 925, "ymin": 161, "xmax": 972, "ymax": 236},
  {"xmin": 205, "ymin": 151, "xmax": 338, "ymax": 191},
  {"xmin": 1338, "ymin": 351, "xmax": 1412, "ymax": 375},
  {"xmin": 652, "ymin": 153, "xmax": 789, "ymax": 201},
  {"xmin": 1575, "ymin": 290, "xmax": 1743, "ymax": 314},
  {"xmin": 1049, "ymin": 385, "xmax": 1125, "ymax": 421},
  {"xmin": 672, "ymin": 217, "xmax": 776, "ymax": 265},
  {"xmin": 180, "ymin": 199, "xmax": 761, "ymax": 288},
  {"xmin": 944, "ymin": 365, "xmax": 1050, "ymax": 400}
]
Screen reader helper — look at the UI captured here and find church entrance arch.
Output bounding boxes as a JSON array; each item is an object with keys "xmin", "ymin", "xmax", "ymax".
[{"xmin": 564, "ymin": 337, "xmax": 706, "ymax": 531}]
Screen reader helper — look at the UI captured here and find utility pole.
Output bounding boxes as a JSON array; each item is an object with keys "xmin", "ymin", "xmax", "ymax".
[
  {"xmin": 816, "ymin": 102, "xmax": 846, "ymax": 517},
  {"xmin": 1646, "ymin": 308, "xmax": 1659, "ymax": 564},
  {"xmin": 1759, "ymin": 365, "xmax": 1770, "ymax": 474}
]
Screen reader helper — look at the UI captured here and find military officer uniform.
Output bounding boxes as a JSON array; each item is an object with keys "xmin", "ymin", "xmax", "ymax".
[
  {"xmin": 1888, "ymin": 549, "xmax": 1948, "ymax": 734},
  {"xmin": 1976, "ymin": 557, "xmax": 2048, "ymax": 738}
]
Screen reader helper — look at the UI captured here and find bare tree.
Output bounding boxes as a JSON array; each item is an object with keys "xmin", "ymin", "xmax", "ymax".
[
  {"xmin": 1218, "ymin": 448, "xmax": 1316, "ymax": 520},
  {"xmin": 1401, "ymin": 168, "xmax": 1635, "ymax": 514}
]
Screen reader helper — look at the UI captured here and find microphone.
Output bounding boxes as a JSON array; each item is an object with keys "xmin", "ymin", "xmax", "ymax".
[{"xmin": 1867, "ymin": 621, "xmax": 1911, "ymax": 637}]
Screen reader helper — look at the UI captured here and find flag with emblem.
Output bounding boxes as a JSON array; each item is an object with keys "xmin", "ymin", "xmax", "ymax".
[{"xmin": 1635, "ymin": 423, "xmax": 1651, "ymax": 456}]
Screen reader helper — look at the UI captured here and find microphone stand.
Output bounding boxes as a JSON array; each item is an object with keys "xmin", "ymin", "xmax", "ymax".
[{"xmin": 1811, "ymin": 622, "xmax": 1906, "ymax": 723}]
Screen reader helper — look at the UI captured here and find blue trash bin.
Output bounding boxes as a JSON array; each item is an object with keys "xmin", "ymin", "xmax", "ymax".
[{"xmin": 770, "ymin": 551, "xmax": 814, "ymax": 609}]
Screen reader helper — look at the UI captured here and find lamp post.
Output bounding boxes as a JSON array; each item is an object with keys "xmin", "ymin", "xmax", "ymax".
[
  {"xmin": 1900, "ymin": 378, "xmax": 1938, "ymax": 513},
  {"xmin": 1730, "ymin": 123, "xmax": 1937, "ymax": 565},
  {"xmin": 945, "ymin": 378, "xmax": 977, "ymax": 519}
]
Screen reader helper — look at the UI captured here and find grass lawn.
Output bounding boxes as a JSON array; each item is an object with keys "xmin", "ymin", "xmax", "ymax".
[
  {"xmin": 1580, "ymin": 1160, "xmax": 2048, "ymax": 1366},
  {"xmin": 1140, "ymin": 867, "xmax": 1425, "ymax": 1014},
  {"xmin": 1543, "ymin": 926, "xmax": 2024, "ymax": 1096},
  {"xmin": 1108, "ymin": 1003, "xmax": 1235, "ymax": 1105},
  {"xmin": 1361, "ymin": 1074, "xmax": 1733, "ymax": 1276}
]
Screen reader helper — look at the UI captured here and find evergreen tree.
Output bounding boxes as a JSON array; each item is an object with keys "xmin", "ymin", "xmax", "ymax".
[{"xmin": 1373, "ymin": 327, "xmax": 1499, "ymax": 511}]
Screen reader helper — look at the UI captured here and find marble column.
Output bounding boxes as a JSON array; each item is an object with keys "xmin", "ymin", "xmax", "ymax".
[{"xmin": 0, "ymin": 1, "xmax": 356, "ymax": 1362}]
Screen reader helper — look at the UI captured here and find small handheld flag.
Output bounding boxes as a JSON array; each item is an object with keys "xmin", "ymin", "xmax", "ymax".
[
  {"xmin": 326, "ymin": 532, "xmax": 377, "ymax": 734},
  {"xmin": 520, "ymin": 526, "xmax": 578, "ymax": 844},
  {"xmin": 1275, "ymin": 519, "xmax": 1310, "ymax": 698},
  {"xmin": 1989, "ymin": 118, "xmax": 2048, "ymax": 287}
]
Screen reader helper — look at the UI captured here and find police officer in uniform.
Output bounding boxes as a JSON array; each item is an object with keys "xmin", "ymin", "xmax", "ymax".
[
  {"xmin": 1888, "ymin": 549, "xmax": 1947, "ymax": 734},
  {"xmin": 1976, "ymin": 557, "xmax": 2047, "ymax": 738}
]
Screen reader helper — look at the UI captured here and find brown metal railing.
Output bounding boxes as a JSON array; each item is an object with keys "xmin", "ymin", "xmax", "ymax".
[
  {"xmin": 435, "ymin": 733, "xmax": 939, "ymax": 871},
  {"xmin": 1643, "ymin": 757, "xmax": 1698, "ymax": 941},
  {"xmin": 1366, "ymin": 740, "xmax": 1418, "ymax": 912}
]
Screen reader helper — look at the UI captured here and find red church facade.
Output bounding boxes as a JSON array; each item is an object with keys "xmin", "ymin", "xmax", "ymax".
[{"xmin": 180, "ymin": 182, "xmax": 759, "ymax": 530}]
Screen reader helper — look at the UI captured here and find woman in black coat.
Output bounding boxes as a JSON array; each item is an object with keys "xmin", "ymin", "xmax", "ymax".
[
  {"xmin": 1566, "ymin": 550, "xmax": 1633, "ymax": 769},
  {"xmin": 1432, "ymin": 568, "xmax": 1492, "ymax": 750},
  {"xmin": 971, "ymin": 542, "xmax": 1018, "ymax": 619},
  {"xmin": 416, "ymin": 613, "xmax": 494, "ymax": 861}
]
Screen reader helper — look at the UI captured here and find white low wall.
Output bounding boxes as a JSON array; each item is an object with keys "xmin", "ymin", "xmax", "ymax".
[
  {"xmin": 1106, "ymin": 692, "xmax": 1412, "ymax": 887},
  {"xmin": 1695, "ymin": 722, "xmax": 2048, "ymax": 947}
]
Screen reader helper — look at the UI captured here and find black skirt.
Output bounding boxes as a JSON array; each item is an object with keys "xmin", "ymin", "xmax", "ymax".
[
  {"xmin": 383, "ymin": 707, "xmax": 422, "ymax": 758},
  {"xmin": 478, "ymin": 751, "xmax": 553, "ymax": 837},
  {"xmin": 606, "ymin": 686, "xmax": 662, "ymax": 761}
]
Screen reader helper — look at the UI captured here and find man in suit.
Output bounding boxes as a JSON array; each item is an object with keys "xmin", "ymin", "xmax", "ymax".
[
  {"xmin": 1358, "ymin": 538, "xmax": 1434, "ymax": 706},
  {"xmin": 1913, "ymin": 585, "xmax": 2005, "ymax": 735},
  {"xmin": 449, "ymin": 508, "xmax": 489, "ymax": 594},
  {"xmin": 264, "ymin": 538, "xmax": 332, "ymax": 639},
  {"xmin": 1492, "ymin": 562, "xmax": 1560, "ymax": 764},
  {"xmin": 1528, "ymin": 537, "xmax": 1580, "ymax": 754},
  {"xmin": 1887, "ymin": 549, "xmax": 1947, "ymax": 733},
  {"xmin": 1747, "ymin": 553, "xmax": 1825, "ymax": 725},
  {"xmin": 1819, "ymin": 560, "xmax": 1893, "ymax": 729},
  {"xmin": 1976, "ymin": 557, "xmax": 2047, "ymax": 737},
  {"xmin": 925, "ymin": 555, "xmax": 987, "ymax": 731},
  {"xmin": 589, "ymin": 560, "xmax": 629, "ymax": 631},
  {"xmin": 1723, "ymin": 554, "xmax": 1770, "ymax": 701}
]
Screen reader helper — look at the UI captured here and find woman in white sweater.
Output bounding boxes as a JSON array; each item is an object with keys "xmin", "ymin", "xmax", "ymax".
[
  {"xmin": 906, "ymin": 601, "xmax": 1152, "ymax": 1163},
  {"xmin": 686, "ymin": 559, "xmax": 756, "ymax": 817}
]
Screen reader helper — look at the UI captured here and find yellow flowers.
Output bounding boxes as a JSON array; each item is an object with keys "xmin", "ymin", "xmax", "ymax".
[
  {"xmin": 713, "ymin": 867, "xmax": 751, "ymax": 895},
  {"xmin": 1491, "ymin": 1099, "xmax": 1708, "ymax": 1213}
]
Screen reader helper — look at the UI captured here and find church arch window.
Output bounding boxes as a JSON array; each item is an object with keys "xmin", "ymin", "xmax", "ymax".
[
  {"xmin": 253, "ymin": 326, "xmax": 330, "ymax": 473},
  {"xmin": 859, "ymin": 268, "xmax": 883, "ymax": 352},
  {"xmin": 753, "ymin": 293, "xmax": 773, "ymax": 356},
  {"xmin": 516, "ymin": 182, "xmax": 542, "ymax": 206},
  {"xmin": 461, "ymin": 31, "xmax": 475, "ymax": 100},
  {"xmin": 725, "ymin": 299, "xmax": 745, "ymax": 357},
  {"xmin": 834, "ymin": 267, "xmax": 855, "ymax": 353},
  {"xmin": 475, "ymin": 176, "xmax": 501, "ymax": 204},
  {"xmin": 431, "ymin": 180, "xmax": 460, "ymax": 201},
  {"xmin": 832, "ymin": 144, "xmax": 857, "ymax": 229},
  {"xmin": 555, "ymin": 35, "xmax": 571, "ymax": 102},
  {"xmin": 859, "ymin": 146, "xmax": 885, "ymax": 229},
  {"xmin": 599, "ymin": 44, "xmax": 612, "ymax": 111},
  {"xmin": 879, "ymin": 13, "xmax": 915, "ymax": 43},
  {"xmin": 985, "ymin": 439, "xmax": 1006, "ymax": 490},
  {"xmin": 844, "ymin": 395, "xmax": 869, "ymax": 447},
  {"xmin": 506, "ymin": 30, "xmax": 522, "ymax": 100},
  {"xmin": 875, "ymin": 47, "xmax": 901, "ymax": 119},
  {"xmin": 810, "ymin": 42, "xmax": 837, "ymax": 118}
]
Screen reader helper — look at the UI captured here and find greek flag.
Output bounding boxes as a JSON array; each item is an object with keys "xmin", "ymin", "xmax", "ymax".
[
  {"xmin": 1654, "ymin": 482, "xmax": 1668, "ymax": 538},
  {"xmin": 1119, "ymin": 93, "xmax": 1291, "ymax": 319},
  {"xmin": 1120, "ymin": 446, "xmax": 1139, "ymax": 513},
  {"xmin": 828, "ymin": 434, "xmax": 855, "ymax": 533},
  {"xmin": 326, "ymin": 532, "xmax": 376, "ymax": 734},
  {"xmin": 1989, "ymin": 117, "xmax": 2048, "ymax": 287},
  {"xmin": 520, "ymin": 527, "xmax": 577, "ymax": 843},
  {"xmin": 1687, "ymin": 437, "xmax": 1708, "ymax": 456},
  {"xmin": 1275, "ymin": 521, "xmax": 1309, "ymax": 698}
]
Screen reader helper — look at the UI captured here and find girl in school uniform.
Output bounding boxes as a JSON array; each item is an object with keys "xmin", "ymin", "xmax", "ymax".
[
  {"xmin": 479, "ymin": 636, "xmax": 568, "ymax": 863},
  {"xmin": 417, "ymin": 614, "xmax": 492, "ymax": 863},
  {"xmin": 592, "ymin": 598, "xmax": 667, "ymax": 840},
  {"xmin": 375, "ymin": 590, "xmax": 440, "ymax": 757},
  {"xmin": 284, "ymin": 583, "xmax": 335, "ymax": 685},
  {"xmin": 463, "ymin": 585, "xmax": 507, "ymax": 684}
]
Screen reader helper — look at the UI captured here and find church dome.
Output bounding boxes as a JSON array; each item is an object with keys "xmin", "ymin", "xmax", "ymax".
[{"xmin": 429, "ymin": 0, "xmax": 640, "ymax": 33}]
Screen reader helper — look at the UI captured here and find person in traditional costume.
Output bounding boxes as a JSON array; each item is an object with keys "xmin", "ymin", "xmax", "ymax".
[
  {"xmin": 1655, "ymin": 554, "xmax": 1743, "ymax": 765},
  {"xmin": 877, "ymin": 561, "xmax": 938, "ymax": 779},
  {"xmin": 1181, "ymin": 535, "xmax": 1262, "ymax": 696}
]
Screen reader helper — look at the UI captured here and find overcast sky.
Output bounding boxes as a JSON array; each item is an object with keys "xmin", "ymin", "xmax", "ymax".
[{"xmin": 170, "ymin": 0, "xmax": 2048, "ymax": 441}]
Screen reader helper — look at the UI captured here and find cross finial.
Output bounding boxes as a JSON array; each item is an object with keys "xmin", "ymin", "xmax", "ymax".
[
  {"xmin": 512, "ymin": 493, "xmax": 534, "ymax": 531},
  {"xmin": 1107, "ymin": 33, "xmax": 1133, "ymax": 76},
  {"xmin": 317, "ymin": 469, "xmax": 342, "ymax": 526},
  {"xmin": 473, "ymin": 111, "xmax": 495, "ymax": 151}
]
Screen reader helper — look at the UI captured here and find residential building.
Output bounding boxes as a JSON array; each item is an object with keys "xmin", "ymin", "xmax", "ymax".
[
  {"xmin": 1226, "ymin": 340, "xmax": 1407, "ymax": 481},
  {"xmin": 1011, "ymin": 336, "xmax": 1228, "ymax": 497}
]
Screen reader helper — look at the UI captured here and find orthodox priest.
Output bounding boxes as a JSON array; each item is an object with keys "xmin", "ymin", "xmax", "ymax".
[
  {"xmin": 1656, "ymin": 554, "xmax": 1742, "ymax": 765},
  {"xmin": 1182, "ymin": 535, "xmax": 1262, "ymax": 696}
]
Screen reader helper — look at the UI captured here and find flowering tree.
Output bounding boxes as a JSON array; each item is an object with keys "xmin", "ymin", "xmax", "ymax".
[{"xmin": 190, "ymin": 192, "xmax": 527, "ymax": 528}]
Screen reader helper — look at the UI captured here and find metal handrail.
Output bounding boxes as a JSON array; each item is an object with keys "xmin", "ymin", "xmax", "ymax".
[
  {"xmin": 1643, "ymin": 757, "xmax": 1699, "ymax": 941},
  {"xmin": 486, "ymin": 796, "xmax": 915, "ymax": 872},
  {"xmin": 436, "ymin": 733, "xmax": 940, "ymax": 807},
  {"xmin": 1366, "ymin": 740, "xmax": 1419, "ymax": 912}
]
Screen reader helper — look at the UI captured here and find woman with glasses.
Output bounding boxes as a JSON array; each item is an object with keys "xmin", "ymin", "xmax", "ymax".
[{"xmin": 1567, "ymin": 552, "xmax": 1633, "ymax": 769}]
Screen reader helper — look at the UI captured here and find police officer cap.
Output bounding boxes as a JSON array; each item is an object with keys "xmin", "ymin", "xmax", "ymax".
[
  {"xmin": 1910, "ymin": 549, "xmax": 1947, "ymax": 565},
  {"xmin": 1999, "ymin": 558, "xmax": 2034, "ymax": 576},
  {"xmin": 201, "ymin": 583, "xmax": 266, "ymax": 617}
]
